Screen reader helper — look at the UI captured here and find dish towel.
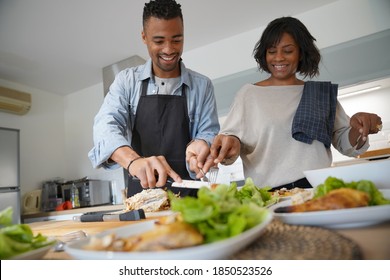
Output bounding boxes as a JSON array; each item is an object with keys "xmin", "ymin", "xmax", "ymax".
[{"xmin": 292, "ymin": 81, "xmax": 338, "ymax": 148}]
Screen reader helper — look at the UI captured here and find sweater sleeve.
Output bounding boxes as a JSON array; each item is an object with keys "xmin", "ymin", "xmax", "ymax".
[{"xmin": 332, "ymin": 102, "xmax": 369, "ymax": 157}]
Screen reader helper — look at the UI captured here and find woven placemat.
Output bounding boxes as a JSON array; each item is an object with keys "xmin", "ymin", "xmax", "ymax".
[{"xmin": 232, "ymin": 220, "xmax": 362, "ymax": 260}]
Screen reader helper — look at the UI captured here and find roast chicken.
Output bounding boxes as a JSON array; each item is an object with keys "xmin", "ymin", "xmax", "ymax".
[
  {"xmin": 125, "ymin": 188, "xmax": 172, "ymax": 212},
  {"xmin": 275, "ymin": 188, "xmax": 370, "ymax": 213}
]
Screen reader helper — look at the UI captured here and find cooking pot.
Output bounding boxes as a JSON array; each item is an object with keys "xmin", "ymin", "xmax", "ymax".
[{"xmin": 23, "ymin": 189, "xmax": 42, "ymax": 214}]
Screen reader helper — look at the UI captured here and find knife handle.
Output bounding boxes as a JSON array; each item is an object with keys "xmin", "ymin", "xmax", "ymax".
[
  {"xmin": 79, "ymin": 211, "xmax": 106, "ymax": 222},
  {"xmin": 78, "ymin": 209, "xmax": 146, "ymax": 222},
  {"xmin": 118, "ymin": 209, "xmax": 146, "ymax": 221}
]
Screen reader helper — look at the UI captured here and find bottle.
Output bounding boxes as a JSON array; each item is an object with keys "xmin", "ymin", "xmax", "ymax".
[{"xmin": 70, "ymin": 183, "xmax": 80, "ymax": 208}]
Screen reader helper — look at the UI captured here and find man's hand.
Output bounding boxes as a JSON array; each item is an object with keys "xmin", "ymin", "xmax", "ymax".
[
  {"xmin": 128, "ymin": 156, "xmax": 182, "ymax": 188},
  {"xmin": 110, "ymin": 146, "xmax": 181, "ymax": 188},
  {"xmin": 186, "ymin": 139, "xmax": 214, "ymax": 179},
  {"xmin": 210, "ymin": 134, "xmax": 240, "ymax": 165}
]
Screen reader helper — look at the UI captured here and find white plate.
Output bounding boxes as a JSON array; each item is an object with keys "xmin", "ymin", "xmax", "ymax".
[
  {"xmin": 304, "ymin": 159, "xmax": 390, "ymax": 189},
  {"xmin": 65, "ymin": 211, "xmax": 273, "ymax": 260},
  {"xmin": 10, "ymin": 244, "xmax": 54, "ymax": 260},
  {"xmin": 271, "ymin": 189, "xmax": 390, "ymax": 229}
]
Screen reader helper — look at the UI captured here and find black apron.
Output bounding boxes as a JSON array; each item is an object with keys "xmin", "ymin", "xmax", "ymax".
[{"xmin": 127, "ymin": 79, "xmax": 197, "ymax": 197}]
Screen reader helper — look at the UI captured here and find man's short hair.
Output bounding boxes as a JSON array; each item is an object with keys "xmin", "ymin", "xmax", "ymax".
[{"xmin": 143, "ymin": 0, "xmax": 183, "ymax": 27}]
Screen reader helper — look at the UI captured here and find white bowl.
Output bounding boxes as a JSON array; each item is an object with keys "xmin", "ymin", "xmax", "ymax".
[{"xmin": 303, "ymin": 159, "xmax": 390, "ymax": 189}]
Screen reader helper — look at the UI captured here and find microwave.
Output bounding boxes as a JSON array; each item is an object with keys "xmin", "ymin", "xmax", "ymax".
[{"xmin": 61, "ymin": 179, "xmax": 112, "ymax": 207}]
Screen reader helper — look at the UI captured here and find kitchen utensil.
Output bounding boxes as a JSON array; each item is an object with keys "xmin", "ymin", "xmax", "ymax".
[
  {"xmin": 171, "ymin": 180, "xmax": 211, "ymax": 189},
  {"xmin": 76, "ymin": 209, "xmax": 145, "ymax": 222},
  {"xmin": 208, "ymin": 166, "xmax": 219, "ymax": 184},
  {"xmin": 199, "ymin": 168, "xmax": 208, "ymax": 182},
  {"xmin": 54, "ymin": 230, "xmax": 88, "ymax": 252},
  {"xmin": 22, "ymin": 189, "xmax": 41, "ymax": 214},
  {"xmin": 200, "ymin": 167, "xmax": 219, "ymax": 185}
]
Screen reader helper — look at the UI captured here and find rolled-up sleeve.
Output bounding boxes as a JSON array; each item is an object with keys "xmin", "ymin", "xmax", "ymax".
[
  {"xmin": 88, "ymin": 71, "xmax": 136, "ymax": 169},
  {"xmin": 332, "ymin": 102, "xmax": 369, "ymax": 157}
]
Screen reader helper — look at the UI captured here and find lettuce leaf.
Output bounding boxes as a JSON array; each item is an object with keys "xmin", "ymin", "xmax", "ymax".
[{"xmin": 0, "ymin": 207, "xmax": 55, "ymax": 259}]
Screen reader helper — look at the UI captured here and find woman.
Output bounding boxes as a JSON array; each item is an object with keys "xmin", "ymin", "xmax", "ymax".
[{"xmin": 210, "ymin": 16, "xmax": 382, "ymax": 190}]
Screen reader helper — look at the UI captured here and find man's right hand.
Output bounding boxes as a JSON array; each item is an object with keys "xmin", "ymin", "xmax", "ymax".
[
  {"xmin": 110, "ymin": 146, "xmax": 181, "ymax": 188},
  {"xmin": 128, "ymin": 155, "xmax": 182, "ymax": 188}
]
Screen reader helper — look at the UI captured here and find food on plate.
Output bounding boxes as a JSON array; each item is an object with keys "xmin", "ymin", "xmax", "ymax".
[
  {"xmin": 270, "ymin": 187, "xmax": 314, "ymax": 204},
  {"xmin": 314, "ymin": 177, "xmax": 390, "ymax": 206},
  {"xmin": 271, "ymin": 187, "xmax": 307, "ymax": 197},
  {"xmin": 125, "ymin": 188, "xmax": 177, "ymax": 212},
  {"xmin": 82, "ymin": 178, "xmax": 273, "ymax": 252},
  {"xmin": 169, "ymin": 178, "xmax": 273, "ymax": 243},
  {"xmin": 270, "ymin": 188, "xmax": 294, "ymax": 197},
  {"xmin": 83, "ymin": 218, "xmax": 203, "ymax": 252},
  {"xmin": 0, "ymin": 207, "xmax": 56, "ymax": 259},
  {"xmin": 275, "ymin": 188, "xmax": 369, "ymax": 213}
]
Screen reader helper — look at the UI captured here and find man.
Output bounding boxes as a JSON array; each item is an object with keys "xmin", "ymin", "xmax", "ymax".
[{"xmin": 88, "ymin": 0, "xmax": 219, "ymax": 197}]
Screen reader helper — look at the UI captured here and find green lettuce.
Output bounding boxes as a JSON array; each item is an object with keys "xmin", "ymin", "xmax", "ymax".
[{"xmin": 0, "ymin": 207, "xmax": 56, "ymax": 259}]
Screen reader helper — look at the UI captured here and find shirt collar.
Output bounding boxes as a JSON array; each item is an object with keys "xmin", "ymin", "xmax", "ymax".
[{"xmin": 140, "ymin": 58, "xmax": 192, "ymax": 90}]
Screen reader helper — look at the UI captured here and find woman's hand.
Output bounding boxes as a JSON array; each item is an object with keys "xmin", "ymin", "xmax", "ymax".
[
  {"xmin": 210, "ymin": 134, "xmax": 241, "ymax": 165},
  {"xmin": 349, "ymin": 112, "xmax": 382, "ymax": 148}
]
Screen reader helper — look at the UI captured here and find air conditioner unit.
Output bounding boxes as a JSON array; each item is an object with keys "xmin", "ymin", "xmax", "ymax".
[{"xmin": 0, "ymin": 86, "xmax": 31, "ymax": 115}]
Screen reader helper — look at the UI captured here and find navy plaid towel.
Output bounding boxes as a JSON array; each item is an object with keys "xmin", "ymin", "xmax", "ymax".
[{"xmin": 292, "ymin": 81, "xmax": 338, "ymax": 148}]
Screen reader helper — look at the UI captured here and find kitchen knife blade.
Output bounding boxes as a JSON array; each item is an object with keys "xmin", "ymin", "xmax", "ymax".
[{"xmin": 171, "ymin": 179, "xmax": 211, "ymax": 189}]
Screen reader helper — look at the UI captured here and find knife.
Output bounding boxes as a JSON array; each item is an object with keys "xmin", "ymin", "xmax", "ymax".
[
  {"xmin": 76, "ymin": 209, "xmax": 145, "ymax": 222},
  {"xmin": 171, "ymin": 179, "xmax": 211, "ymax": 189},
  {"xmin": 130, "ymin": 176, "xmax": 209, "ymax": 189}
]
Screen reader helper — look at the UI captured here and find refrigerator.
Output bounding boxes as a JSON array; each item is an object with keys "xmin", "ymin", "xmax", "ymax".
[{"xmin": 0, "ymin": 127, "xmax": 21, "ymax": 224}]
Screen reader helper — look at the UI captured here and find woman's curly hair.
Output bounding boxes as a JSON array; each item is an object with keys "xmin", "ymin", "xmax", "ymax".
[{"xmin": 253, "ymin": 16, "xmax": 321, "ymax": 79}]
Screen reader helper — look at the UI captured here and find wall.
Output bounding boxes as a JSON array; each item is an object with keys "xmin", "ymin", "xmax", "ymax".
[
  {"xmin": 182, "ymin": 0, "xmax": 390, "ymax": 80},
  {"xmin": 0, "ymin": 0, "xmax": 389, "ymax": 198},
  {"xmin": 0, "ymin": 79, "xmax": 66, "ymax": 193},
  {"xmin": 64, "ymin": 83, "xmax": 125, "ymax": 203},
  {"xmin": 332, "ymin": 86, "xmax": 390, "ymax": 162}
]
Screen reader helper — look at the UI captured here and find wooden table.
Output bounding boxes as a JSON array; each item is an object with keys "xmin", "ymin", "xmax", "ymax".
[{"xmin": 28, "ymin": 217, "xmax": 390, "ymax": 260}]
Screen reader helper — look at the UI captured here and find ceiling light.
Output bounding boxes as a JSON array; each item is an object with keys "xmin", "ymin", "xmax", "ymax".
[{"xmin": 338, "ymin": 85, "xmax": 381, "ymax": 99}]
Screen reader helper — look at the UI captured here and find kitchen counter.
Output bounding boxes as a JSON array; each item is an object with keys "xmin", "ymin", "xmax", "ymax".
[
  {"xmin": 28, "ymin": 215, "xmax": 390, "ymax": 260},
  {"xmin": 357, "ymin": 147, "xmax": 390, "ymax": 159},
  {"xmin": 22, "ymin": 204, "xmax": 125, "ymax": 223}
]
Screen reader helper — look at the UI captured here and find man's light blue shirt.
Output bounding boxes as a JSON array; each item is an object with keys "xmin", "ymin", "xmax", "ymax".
[{"xmin": 88, "ymin": 59, "xmax": 220, "ymax": 171}]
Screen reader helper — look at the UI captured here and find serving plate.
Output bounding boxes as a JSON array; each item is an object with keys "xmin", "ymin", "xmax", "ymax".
[
  {"xmin": 65, "ymin": 211, "xmax": 273, "ymax": 260},
  {"xmin": 10, "ymin": 244, "xmax": 54, "ymax": 260},
  {"xmin": 304, "ymin": 159, "xmax": 390, "ymax": 189},
  {"xmin": 271, "ymin": 189, "xmax": 390, "ymax": 229}
]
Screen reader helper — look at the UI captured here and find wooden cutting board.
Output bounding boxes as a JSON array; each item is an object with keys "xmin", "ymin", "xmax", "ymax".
[
  {"xmin": 357, "ymin": 148, "xmax": 390, "ymax": 159},
  {"xmin": 28, "ymin": 210, "xmax": 173, "ymax": 237},
  {"xmin": 29, "ymin": 220, "xmax": 140, "ymax": 237}
]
